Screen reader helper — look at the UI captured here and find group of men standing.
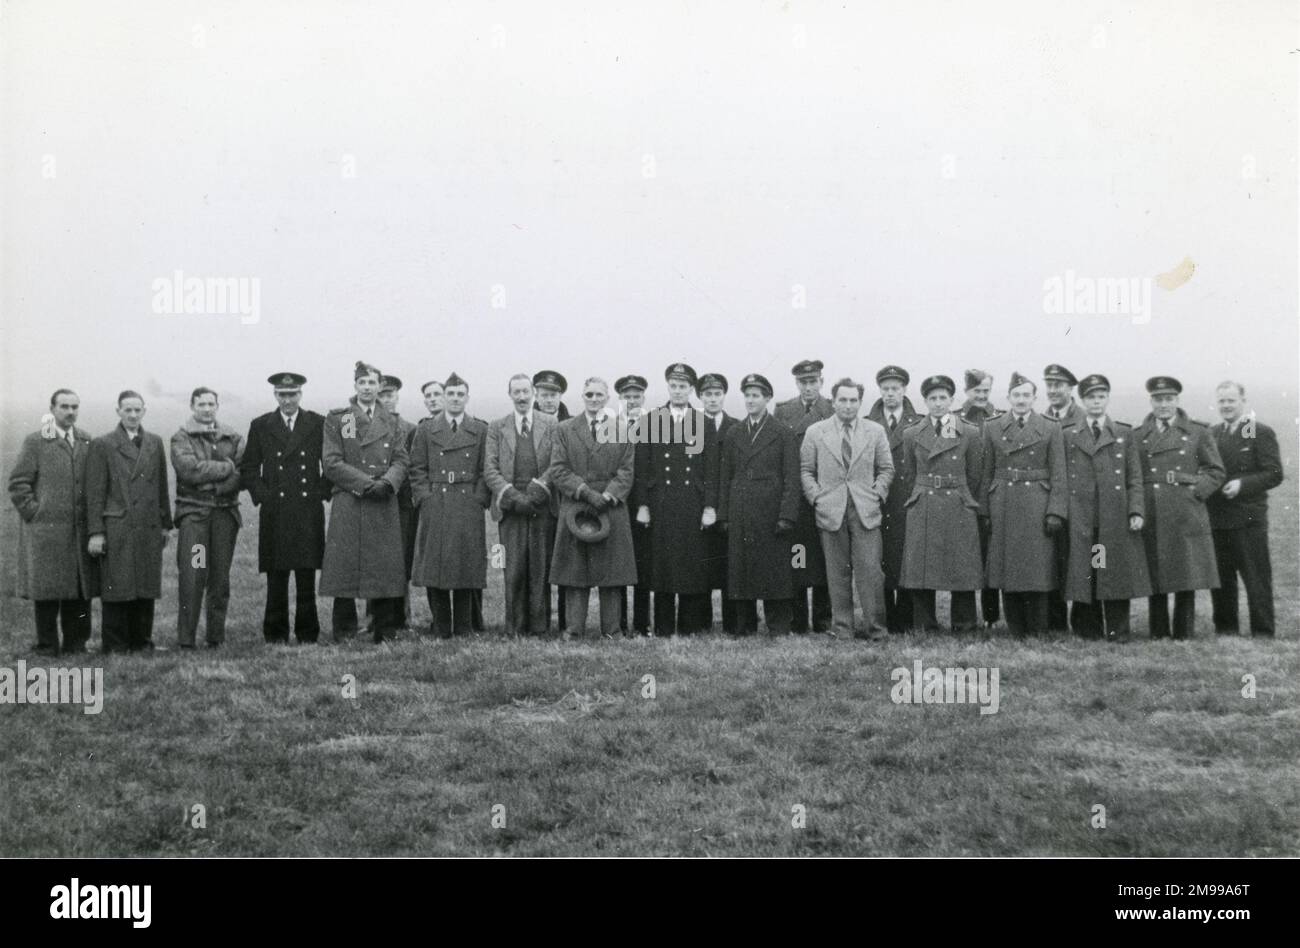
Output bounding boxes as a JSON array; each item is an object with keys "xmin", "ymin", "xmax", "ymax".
[{"xmin": 7, "ymin": 358, "xmax": 1284, "ymax": 653}]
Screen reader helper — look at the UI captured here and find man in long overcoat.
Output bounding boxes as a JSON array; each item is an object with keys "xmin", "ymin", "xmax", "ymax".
[
  {"xmin": 1061, "ymin": 374, "xmax": 1150, "ymax": 640},
  {"xmin": 632, "ymin": 363, "xmax": 719, "ymax": 636},
  {"xmin": 377, "ymin": 375, "xmax": 419, "ymax": 629},
  {"xmin": 774, "ymin": 359, "xmax": 833, "ymax": 632},
  {"xmin": 548, "ymin": 378, "xmax": 637, "ymax": 637},
  {"xmin": 1132, "ymin": 376, "xmax": 1226, "ymax": 639},
  {"xmin": 319, "ymin": 361, "xmax": 409, "ymax": 642},
  {"xmin": 957, "ymin": 368, "xmax": 1005, "ymax": 628},
  {"xmin": 698, "ymin": 372, "xmax": 739, "ymax": 633},
  {"xmin": 716, "ymin": 373, "xmax": 800, "ymax": 635},
  {"xmin": 615, "ymin": 374, "xmax": 653, "ymax": 635},
  {"xmin": 1042, "ymin": 363, "xmax": 1084, "ymax": 632},
  {"xmin": 240, "ymin": 372, "xmax": 328, "ymax": 643},
  {"xmin": 866, "ymin": 365, "xmax": 923, "ymax": 633},
  {"xmin": 85, "ymin": 390, "xmax": 172, "ymax": 652},
  {"xmin": 410, "ymin": 372, "xmax": 490, "ymax": 637},
  {"xmin": 8, "ymin": 388, "xmax": 99, "ymax": 654},
  {"xmin": 898, "ymin": 375, "xmax": 984, "ymax": 633},
  {"xmin": 484, "ymin": 374, "xmax": 557, "ymax": 636}
]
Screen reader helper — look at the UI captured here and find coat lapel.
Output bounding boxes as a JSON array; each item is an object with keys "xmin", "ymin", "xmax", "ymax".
[{"xmin": 1006, "ymin": 413, "xmax": 1043, "ymax": 453}]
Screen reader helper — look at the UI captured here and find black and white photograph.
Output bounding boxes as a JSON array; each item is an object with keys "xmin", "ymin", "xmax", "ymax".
[{"xmin": 0, "ymin": 0, "xmax": 1296, "ymax": 913}]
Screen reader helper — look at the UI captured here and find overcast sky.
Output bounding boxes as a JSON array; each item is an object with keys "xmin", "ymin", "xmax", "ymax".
[{"xmin": 2, "ymin": 1, "xmax": 1296, "ymax": 430}]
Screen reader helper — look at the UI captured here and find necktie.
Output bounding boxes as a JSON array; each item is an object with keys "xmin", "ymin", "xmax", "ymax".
[
  {"xmin": 66, "ymin": 429, "xmax": 75, "ymax": 448},
  {"xmin": 934, "ymin": 418, "xmax": 942, "ymax": 435},
  {"xmin": 365, "ymin": 406, "xmax": 373, "ymax": 421},
  {"xmin": 591, "ymin": 417, "xmax": 599, "ymax": 441},
  {"xmin": 1091, "ymin": 420, "xmax": 1101, "ymax": 441},
  {"xmin": 1157, "ymin": 419, "xmax": 1167, "ymax": 433},
  {"xmin": 1017, "ymin": 416, "xmax": 1026, "ymax": 429},
  {"xmin": 842, "ymin": 422, "xmax": 853, "ymax": 468},
  {"xmin": 451, "ymin": 418, "xmax": 458, "ymax": 434},
  {"xmin": 520, "ymin": 417, "xmax": 529, "ymax": 437},
  {"xmin": 285, "ymin": 414, "xmax": 293, "ymax": 432},
  {"xmin": 888, "ymin": 414, "xmax": 898, "ymax": 434},
  {"xmin": 804, "ymin": 402, "xmax": 812, "ymax": 415}
]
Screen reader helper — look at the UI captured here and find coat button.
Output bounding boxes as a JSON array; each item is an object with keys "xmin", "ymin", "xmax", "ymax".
[
  {"xmin": 1115, "ymin": 485, "xmax": 1122, "ymax": 490},
  {"xmin": 279, "ymin": 492, "xmax": 285, "ymax": 497},
  {"xmin": 302, "ymin": 492, "xmax": 308, "ymax": 497}
]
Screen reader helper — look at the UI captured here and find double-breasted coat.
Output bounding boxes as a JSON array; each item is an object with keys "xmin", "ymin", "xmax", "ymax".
[
  {"xmin": 240, "ymin": 409, "xmax": 329, "ymax": 572},
  {"xmin": 701, "ymin": 412, "xmax": 737, "ymax": 593},
  {"xmin": 410, "ymin": 413, "xmax": 490, "ymax": 589},
  {"xmin": 717, "ymin": 414, "xmax": 801, "ymax": 600},
  {"xmin": 1061, "ymin": 416, "xmax": 1150, "ymax": 602},
  {"xmin": 979, "ymin": 412, "xmax": 1068, "ymax": 592},
  {"xmin": 9, "ymin": 426, "xmax": 100, "ymax": 600},
  {"xmin": 548, "ymin": 413, "xmax": 638, "ymax": 588},
  {"xmin": 319, "ymin": 400, "xmax": 409, "ymax": 599},
  {"xmin": 898, "ymin": 415, "xmax": 984, "ymax": 591},
  {"xmin": 1131, "ymin": 410, "xmax": 1226, "ymax": 593},
  {"xmin": 85, "ymin": 425, "xmax": 173, "ymax": 601},
  {"xmin": 774, "ymin": 395, "xmax": 833, "ymax": 589},
  {"xmin": 866, "ymin": 397, "xmax": 924, "ymax": 587},
  {"xmin": 631, "ymin": 406, "xmax": 719, "ymax": 595}
]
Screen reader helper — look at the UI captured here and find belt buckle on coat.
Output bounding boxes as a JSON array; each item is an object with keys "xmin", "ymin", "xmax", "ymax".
[
  {"xmin": 1165, "ymin": 470, "xmax": 1176, "ymax": 485},
  {"xmin": 448, "ymin": 471, "xmax": 456, "ymax": 484}
]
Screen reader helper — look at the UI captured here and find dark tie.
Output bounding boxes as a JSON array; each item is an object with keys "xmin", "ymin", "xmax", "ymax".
[
  {"xmin": 842, "ymin": 423, "xmax": 853, "ymax": 468},
  {"xmin": 520, "ymin": 417, "xmax": 529, "ymax": 438},
  {"xmin": 804, "ymin": 402, "xmax": 812, "ymax": 415},
  {"xmin": 1091, "ymin": 420, "xmax": 1101, "ymax": 441},
  {"xmin": 365, "ymin": 407, "xmax": 373, "ymax": 421},
  {"xmin": 1157, "ymin": 419, "xmax": 1167, "ymax": 433},
  {"xmin": 934, "ymin": 418, "xmax": 942, "ymax": 435},
  {"xmin": 1017, "ymin": 416, "xmax": 1026, "ymax": 429},
  {"xmin": 451, "ymin": 419, "xmax": 458, "ymax": 434},
  {"xmin": 284, "ymin": 414, "xmax": 293, "ymax": 433},
  {"xmin": 591, "ymin": 418, "xmax": 599, "ymax": 441},
  {"xmin": 888, "ymin": 414, "xmax": 897, "ymax": 434}
]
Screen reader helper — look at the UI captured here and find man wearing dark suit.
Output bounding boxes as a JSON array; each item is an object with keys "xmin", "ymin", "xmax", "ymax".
[
  {"xmin": 241, "ymin": 372, "xmax": 328, "ymax": 643},
  {"xmin": 85, "ymin": 390, "xmax": 173, "ymax": 652},
  {"xmin": 774, "ymin": 359, "xmax": 833, "ymax": 633},
  {"xmin": 615, "ymin": 374, "xmax": 653, "ymax": 635},
  {"xmin": 866, "ymin": 365, "xmax": 922, "ymax": 633},
  {"xmin": 698, "ymin": 372, "xmax": 739, "ymax": 633},
  {"xmin": 1207, "ymin": 381, "xmax": 1283, "ymax": 637},
  {"xmin": 956, "ymin": 369, "xmax": 1004, "ymax": 628},
  {"xmin": 485, "ymin": 374, "xmax": 557, "ymax": 636}
]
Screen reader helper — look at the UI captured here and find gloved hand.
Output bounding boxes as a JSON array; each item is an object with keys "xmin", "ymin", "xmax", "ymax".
[
  {"xmin": 583, "ymin": 487, "xmax": 609, "ymax": 511},
  {"xmin": 775, "ymin": 519, "xmax": 795, "ymax": 536},
  {"xmin": 1043, "ymin": 514, "xmax": 1063, "ymax": 536},
  {"xmin": 526, "ymin": 481, "xmax": 550, "ymax": 508},
  {"xmin": 514, "ymin": 498, "xmax": 536, "ymax": 516},
  {"xmin": 367, "ymin": 479, "xmax": 394, "ymax": 499}
]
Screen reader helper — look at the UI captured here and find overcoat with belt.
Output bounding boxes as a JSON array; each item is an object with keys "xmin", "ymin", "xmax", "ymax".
[
  {"xmin": 979, "ymin": 411, "xmax": 1068, "ymax": 592},
  {"xmin": 1131, "ymin": 410, "xmax": 1225, "ymax": 593},
  {"xmin": 548, "ymin": 413, "xmax": 638, "ymax": 588},
  {"xmin": 9, "ymin": 426, "xmax": 100, "ymax": 600},
  {"xmin": 240, "ymin": 409, "xmax": 329, "ymax": 572},
  {"xmin": 897, "ymin": 415, "xmax": 984, "ymax": 591},
  {"xmin": 1061, "ymin": 416, "xmax": 1151, "ymax": 602},
  {"xmin": 631, "ymin": 406, "xmax": 719, "ymax": 596},
  {"xmin": 319, "ymin": 400, "xmax": 409, "ymax": 599},
  {"xmin": 85, "ymin": 425, "xmax": 173, "ymax": 601},
  {"xmin": 717, "ymin": 414, "xmax": 801, "ymax": 600},
  {"xmin": 866, "ymin": 397, "xmax": 924, "ymax": 587},
  {"xmin": 774, "ymin": 395, "xmax": 833, "ymax": 589},
  {"xmin": 410, "ymin": 413, "xmax": 491, "ymax": 590}
]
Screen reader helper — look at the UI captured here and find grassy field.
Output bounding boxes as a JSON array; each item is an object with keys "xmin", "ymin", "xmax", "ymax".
[{"xmin": 1, "ymin": 413, "xmax": 1297, "ymax": 856}]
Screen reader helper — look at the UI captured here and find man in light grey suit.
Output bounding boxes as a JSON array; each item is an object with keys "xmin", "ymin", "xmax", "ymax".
[
  {"xmin": 800, "ymin": 378, "xmax": 894, "ymax": 639},
  {"xmin": 484, "ymin": 374, "xmax": 558, "ymax": 635}
]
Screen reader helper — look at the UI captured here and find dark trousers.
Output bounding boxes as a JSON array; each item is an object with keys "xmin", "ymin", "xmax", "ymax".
[
  {"xmin": 500, "ymin": 512, "xmax": 552, "ymax": 635},
  {"xmin": 102, "ymin": 599, "xmax": 156, "ymax": 653},
  {"xmin": 176, "ymin": 509, "xmax": 240, "ymax": 647},
  {"xmin": 471, "ymin": 589, "xmax": 485, "ymax": 631},
  {"xmin": 1003, "ymin": 591, "xmax": 1049, "ymax": 637},
  {"xmin": 791, "ymin": 585, "xmax": 832, "ymax": 633},
  {"xmin": 1211, "ymin": 526, "xmax": 1275, "ymax": 636},
  {"xmin": 565, "ymin": 586, "xmax": 623, "ymax": 638},
  {"xmin": 1072, "ymin": 599, "xmax": 1132, "ymax": 640},
  {"xmin": 334, "ymin": 597, "xmax": 403, "ymax": 642},
  {"xmin": 264, "ymin": 569, "xmax": 320, "ymax": 642},
  {"xmin": 884, "ymin": 585, "xmax": 912, "ymax": 633},
  {"xmin": 1046, "ymin": 533, "xmax": 1069, "ymax": 631},
  {"xmin": 977, "ymin": 516, "xmax": 1001, "ymax": 625},
  {"xmin": 733, "ymin": 598, "xmax": 793, "ymax": 635},
  {"xmin": 34, "ymin": 599, "xmax": 91, "ymax": 654},
  {"xmin": 621, "ymin": 585, "xmax": 651, "ymax": 634},
  {"xmin": 1149, "ymin": 591, "xmax": 1197, "ymax": 640},
  {"xmin": 909, "ymin": 590, "xmax": 977, "ymax": 632},
  {"xmin": 426, "ymin": 588, "xmax": 474, "ymax": 638},
  {"xmin": 653, "ymin": 592, "xmax": 711, "ymax": 636}
]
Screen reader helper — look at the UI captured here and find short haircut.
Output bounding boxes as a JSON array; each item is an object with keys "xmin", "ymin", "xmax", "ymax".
[
  {"xmin": 421, "ymin": 380, "xmax": 443, "ymax": 395},
  {"xmin": 506, "ymin": 373, "xmax": 533, "ymax": 392},
  {"xmin": 191, "ymin": 386, "xmax": 219, "ymax": 405},
  {"xmin": 582, "ymin": 377, "xmax": 609, "ymax": 393},
  {"xmin": 831, "ymin": 378, "xmax": 864, "ymax": 401},
  {"xmin": 1216, "ymin": 380, "xmax": 1246, "ymax": 397},
  {"xmin": 117, "ymin": 389, "xmax": 144, "ymax": 407},
  {"xmin": 49, "ymin": 388, "xmax": 77, "ymax": 408}
]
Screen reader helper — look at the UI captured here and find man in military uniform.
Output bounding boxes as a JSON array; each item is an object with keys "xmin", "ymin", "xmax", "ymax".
[
  {"xmin": 1132, "ymin": 376, "xmax": 1226, "ymax": 639},
  {"xmin": 633, "ymin": 363, "xmax": 719, "ymax": 636},
  {"xmin": 378, "ymin": 375, "xmax": 419, "ymax": 627},
  {"xmin": 615, "ymin": 374, "xmax": 653, "ymax": 635},
  {"xmin": 957, "ymin": 368, "xmax": 1004, "ymax": 628},
  {"xmin": 1061, "ymin": 374, "xmax": 1150, "ymax": 641},
  {"xmin": 421, "ymin": 380, "xmax": 444, "ymax": 418},
  {"xmin": 774, "ymin": 359, "xmax": 833, "ymax": 633},
  {"xmin": 899, "ymin": 376, "xmax": 983, "ymax": 633},
  {"xmin": 1208, "ymin": 381, "xmax": 1282, "ymax": 637},
  {"xmin": 409, "ymin": 373, "xmax": 490, "ymax": 637},
  {"xmin": 866, "ymin": 365, "xmax": 922, "ymax": 633},
  {"xmin": 8, "ymin": 389, "xmax": 98, "ymax": 655},
  {"xmin": 534, "ymin": 369, "xmax": 570, "ymax": 629},
  {"xmin": 484, "ymin": 374, "xmax": 557, "ymax": 636},
  {"xmin": 698, "ymin": 372, "xmax": 739, "ymax": 633},
  {"xmin": 240, "ymin": 372, "xmax": 328, "ymax": 643},
  {"xmin": 979, "ymin": 373, "xmax": 1068, "ymax": 637},
  {"xmin": 1042, "ymin": 364, "xmax": 1083, "ymax": 632},
  {"xmin": 170, "ymin": 387, "xmax": 244, "ymax": 649},
  {"xmin": 319, "ymin": 361, "xmax": 409, "ymax": 642}
]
